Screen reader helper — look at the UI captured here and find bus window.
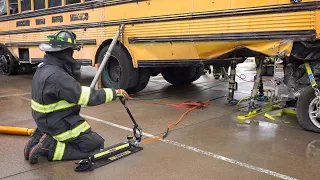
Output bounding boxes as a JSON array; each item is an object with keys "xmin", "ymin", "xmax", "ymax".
[
  {"xmin": 21, "ymin": 0, "xmax": 31, "ymax": 12},
  {"xmin": 35, "ymin": 0, "xmax": 44, "ymax": 10},
  {"xmin": 9, "ymin": 0, "xmax": 18, "ymax": 14},
  {"xmin": 66, "ymin": 0, "xmax": 80, "ymax": 4},
  {"xmin": 48, "ymin": 0, "xmax": 61, "ymax": 8}
]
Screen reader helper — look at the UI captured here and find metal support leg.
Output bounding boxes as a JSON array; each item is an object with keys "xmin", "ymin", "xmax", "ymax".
[
  {"xmin": 228, "ymin": 60, "xmax": 237, "ymax": 104},
  {"xmin": 90, "ymin": 24, "xmax": 125, "ymax": 89},
  {"xmin": 248, "ymin": 57, "xmax": 264, "ymax": 111},
  {"xmin": 258, "ymin": 75, "xmax": 264, "ymax": 97},
  {"xmin": 221, "ymin": 66, "xmax": 229, "ymax": 81}
]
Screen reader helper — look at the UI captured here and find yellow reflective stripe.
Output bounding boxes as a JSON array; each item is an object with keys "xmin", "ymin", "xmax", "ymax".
[
  {"xmin": 104, "ymin": 89, "xmax": 108, "ymax": 102},
  {"xmin": 109, "ymin": 151, "xmax": 131, "ymax": 161},
  {"xmin": 53, "ymin": 121, "xmax": 90, "ymax": 142},
  {"xmin": 59, "ymin": 143, "xmax": 66, "ymax": 160},
  {"xmin": 78, "ymin": 87, "xmax": 85, "ymax": 105},
  {"xmin": 94, "ymin": 143, "xmax": 129, "ymax": 158},
  {"xmin": 31, "ymin": 100, "xmax": 76, "ymax": 113},
  {"xmin": 53, "ymin": 142, "xmax": 65, "ymax": 161},
  {"xmin": 78, "ymin": 86, "xmax": 91, "ymax": 106},
  {"xmin": 71, "ymin": 123, "xmax": 90, "ymax": 140},
  {"xmin": 103, "ymin": 88, "xmax": 113, "ymax": 103},
  {"xmin": 83, "ymin": 87, "xmax": 91, "ymax": 106}
]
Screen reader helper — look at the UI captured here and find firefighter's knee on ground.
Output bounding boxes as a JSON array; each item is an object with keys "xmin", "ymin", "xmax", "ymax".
[{"xmin": 76, "ymin": 131, "xmax": 105, "ymax": 153}]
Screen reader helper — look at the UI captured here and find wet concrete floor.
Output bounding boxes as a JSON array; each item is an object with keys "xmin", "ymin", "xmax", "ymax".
[{"xmin": 0, "ymin": 62, "xmax": 320, "ymax": 180}]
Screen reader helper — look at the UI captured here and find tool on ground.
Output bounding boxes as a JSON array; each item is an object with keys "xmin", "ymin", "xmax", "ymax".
[
  {"xmin": 0, "ymin": 126, "xmax": 34, "ymax": 136},
  {"xmin": 236, "ymin": 59, "xmax": 306, "ymax": 123},
  {"xmin": 260, "ymin": 61, "xmax": 315, "ymax": 122},
  {"xmin": 264, "ymin": 107, "xmax": 296, "ymax": 121},
  {"xmin": 75, "ymin": 24, "xmax": 143, "ymax": 172},
  {"xmin": 75, "ymin": 97, "xmax": 143, "ymax": 172},
  {"xmin": 120, "ymin": 97, "xmax": 143, "ymax": 142},
  {"xmin": 237, "ymin": 104, "xmax": 279, "ymax": 123},
  {"xmin": 75, "ymin": 135, "xmax": 143, "ymax": 172},
  {"xmin": 235, "ymin": 57, "xmax": 280, "ymax": 122}
]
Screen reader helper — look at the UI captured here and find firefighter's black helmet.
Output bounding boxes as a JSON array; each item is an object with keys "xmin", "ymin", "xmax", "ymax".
[{"xmin": 39, "ymin": 30, "xmax": 80, "ymax": 52}]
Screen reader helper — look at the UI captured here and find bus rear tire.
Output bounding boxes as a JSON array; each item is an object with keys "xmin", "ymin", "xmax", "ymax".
[
  {"xmin": 296, "ymin": 86, "xmax": 320, "ymax": 133},
  {"xmin": 161, "ymin": 67, "xmax": 198, "ymax": 85},
  {"xmin": 191, "ymin": 66, "xmax": 204, "ymax": 82},
  {"xmin": 97, "ymin": 45, "xmax": 138, "ymax": 90},
  {"xmin": 127, "ymin": 68, "xmax": 151, "ymax": 94},
  {"xmin": 150, "ymin": 68, "xmax": 161, "ymax": 77}
]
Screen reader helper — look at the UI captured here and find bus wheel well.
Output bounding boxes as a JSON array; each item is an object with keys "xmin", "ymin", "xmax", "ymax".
[
  {"xmin": 0, "ymin": 43, "xmax": 19, "ymax": 75},
  {"xmin": 94, "ymin": 40, "xmax": 131, "ymax": 65}
]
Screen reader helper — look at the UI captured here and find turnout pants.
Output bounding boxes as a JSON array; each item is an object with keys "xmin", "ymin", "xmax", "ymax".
[{"xmin": 47, "ymin": 120, "xmax": 104, "ymax": 161}]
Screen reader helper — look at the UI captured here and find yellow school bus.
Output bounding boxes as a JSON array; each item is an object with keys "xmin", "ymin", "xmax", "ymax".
[
  {"xmin": 0, "ymin": 0, "xmax": 315, "ymax": 90},
  {"xmin": 1, "ymin": 0, "xmax": 320, "ymax": 132},
  {"xmin": 0, "ymin": 0, "xmax": 315, "ymax": 88}
]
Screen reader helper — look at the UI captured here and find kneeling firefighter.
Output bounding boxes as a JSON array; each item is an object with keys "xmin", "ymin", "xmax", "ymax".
[{"xmin": 24, "ymin": 30, "xmax": 129, "ymax": 164}]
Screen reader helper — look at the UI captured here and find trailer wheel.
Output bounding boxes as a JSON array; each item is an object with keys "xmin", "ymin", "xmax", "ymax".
[
  {"xmin": 127, "ymin": 68, "xmax": 151, "ymax": 94},
  {"xmin": 0, "ymin": 47, "xmax": 18, "ymax": 75},
  {"xmin": 161, "ymin": 67, "xmax": 197, "ymax": 85},
  {"xmin": 296, "ymin": 86, "xmax": 320, "ymax": 133},
  {"xmin": 98, "ymin": 45, "xmax": 138, "ymax": 90}
]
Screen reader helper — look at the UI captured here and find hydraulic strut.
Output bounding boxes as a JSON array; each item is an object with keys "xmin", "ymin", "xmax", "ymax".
[{"xmin": 75, "ymin": 24, "xmax": 143, "ymax": 172}]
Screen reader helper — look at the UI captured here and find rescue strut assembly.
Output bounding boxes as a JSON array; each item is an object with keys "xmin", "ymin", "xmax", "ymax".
[
  {"xmin": 75, "ymin": 24, "xmax": 143, "ymax": 172},
  {"xmin": 232, "ymin": 57, "xmax": 317, "ymax": 123}
]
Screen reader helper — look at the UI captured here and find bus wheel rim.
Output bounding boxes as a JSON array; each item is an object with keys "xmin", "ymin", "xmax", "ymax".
[
  {"xmin": 308, "ymin": 97, "xmax": 320, "ymax": 128},
  {"xmin": 106, "ymin": 55, "xmax": 121, "ymax": 83}
]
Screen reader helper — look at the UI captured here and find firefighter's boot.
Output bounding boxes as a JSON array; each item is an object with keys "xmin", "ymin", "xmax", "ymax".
[
  {"xmin": 24, "ymin": 128, "xmax": 43, "ymax": 160},
  {"xmin": 28, "ymin": 134, "xmax": 55, "ymax": 164}
]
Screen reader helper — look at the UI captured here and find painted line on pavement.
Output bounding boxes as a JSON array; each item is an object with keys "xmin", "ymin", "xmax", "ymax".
[
  {"xmin": 0, "ymin": 93, "xmax": 31, "ymax": 98},
  {"xmin": 81, "ymin": 114, "xmax": 297, "ymax": 180}
]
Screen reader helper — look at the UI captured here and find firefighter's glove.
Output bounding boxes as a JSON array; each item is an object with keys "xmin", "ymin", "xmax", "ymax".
[{"xmin": 116, "ymin": 89, "xmax": 129, "ymax": 101}]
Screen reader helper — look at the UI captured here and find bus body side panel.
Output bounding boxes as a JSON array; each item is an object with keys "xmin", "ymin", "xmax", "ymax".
[
  {"xmin": 0, "ymin": 0, "xmax": 317, "ymax": 67},
  {"xmin": 316, "ymin": 10, "xmax": 320, "ymax": 39},
  {"xmin": 125, "ymin": 10, "xmax": 314, "ymax": 66}
]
